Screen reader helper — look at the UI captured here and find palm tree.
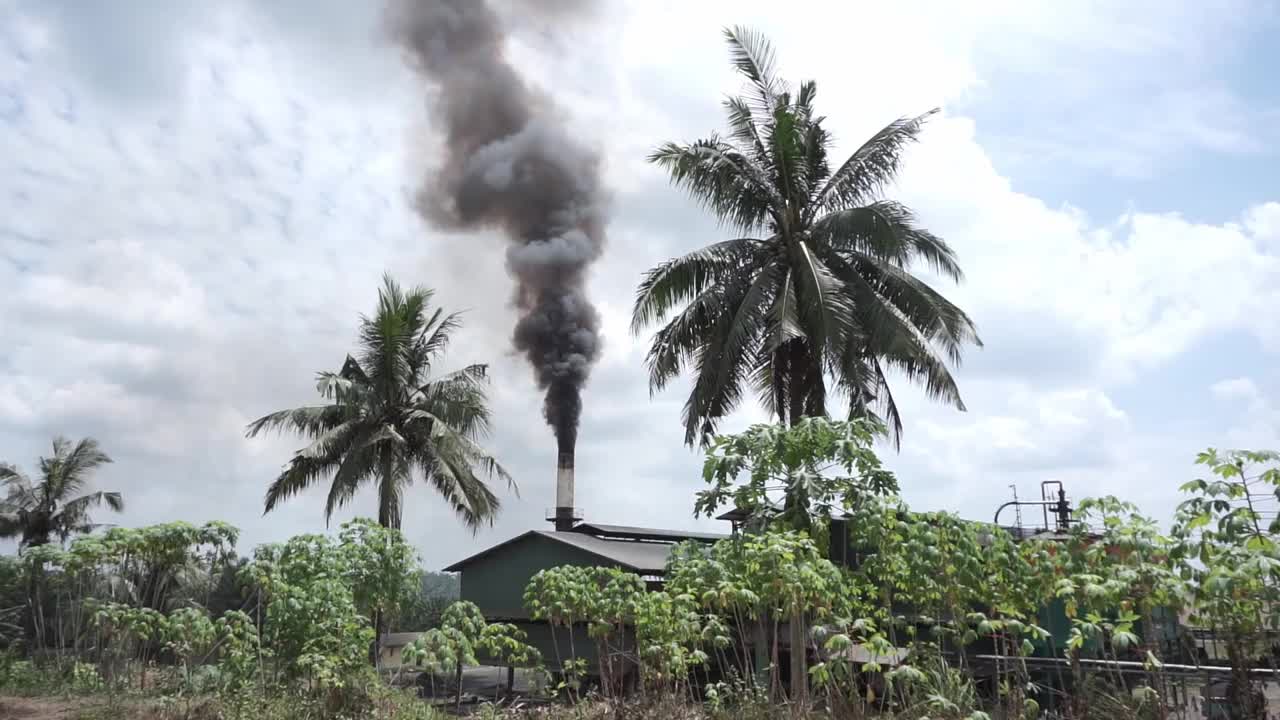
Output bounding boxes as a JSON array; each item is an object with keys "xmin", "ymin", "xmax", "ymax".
[
  {"xmin": 246, "ymin": 273, "xmax": 513, "ymax": 531},
  {"xmin": 0, "ymin": 436, "xmax": 123, "ymax": 549},
  {"xmin": 632, "ymin": 27, "xmax": 982, "ymax": 447}
]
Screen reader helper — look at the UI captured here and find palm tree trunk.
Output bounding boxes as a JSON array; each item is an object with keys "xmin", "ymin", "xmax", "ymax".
[
  {"xmin": 372, "ymin": 470, "xmax": 397, "ymax": 667},
  {"xmin": 785, "ymin": 341, "xmax": 810, "ymax": 707},
  {"xmin": 781, "ymin": 340, "xmax": 805, "ymax": 428},
  {"xmin": 24, "ymin": 558, "xmax": 40, "ymax": 656},
  {"xmin": 376, "ymin": 464, "xmax": 400, "ymax": 530}
]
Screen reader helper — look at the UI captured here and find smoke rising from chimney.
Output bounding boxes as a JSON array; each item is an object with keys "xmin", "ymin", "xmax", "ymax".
[{"xmin": 388, "ymin": 0, "xmax": 605, "ymax": 455}]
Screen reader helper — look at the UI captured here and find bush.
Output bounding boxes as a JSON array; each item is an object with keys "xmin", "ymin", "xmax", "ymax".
[
  {"xmin": 70, "ymin": 661, "xmax": 105, "ymax": 693},
  {"xmin": 0, "ymin": 658, "xmax": 44, "ymax": 693}
]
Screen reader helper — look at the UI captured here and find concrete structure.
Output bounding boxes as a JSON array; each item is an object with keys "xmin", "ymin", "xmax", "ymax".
[{"xmin": 378, "ymin": 631, "xmax": 425, "ymax": 669}]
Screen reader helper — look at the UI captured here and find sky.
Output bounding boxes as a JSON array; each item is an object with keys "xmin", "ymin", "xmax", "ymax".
[{"xmin": 2, "ymin": 0, "xmax": 1279, "ymax": 568}]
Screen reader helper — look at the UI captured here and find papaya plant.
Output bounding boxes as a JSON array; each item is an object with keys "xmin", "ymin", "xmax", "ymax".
[
  {"xmin": 402, "ymin": 600, "xmax": 538, "ymax": 709},
  {"xmin": 664, "ymin": 538, "xmax": 770, "ymax": 683},
  {"xmin": 632, "ymin": 587, "xmax": 711, "ymax": 692},
  {"xmin": 90, "ymin": 601, "xmax": 168, "ymax": 689},
  {"xmin": 164, "ymin": 606, "xmax": 217, "ymax": 690},
  {"xmin": 215, "ymin": 609, "xmax": 264, "ymax": 692},
  {"xmin": 695, "ymin": 417, "xmax": 899, "ymax": 537},
  {"xmin": 523, "ymin": 564, "xmax": 597, "ymax": 697},
  {"xmin": 1171, "ymin": 449, "xmax": 1280, "ymax": 720},
  {"xmin": 694, "ymin": 417, "xmax": 899, "ymax": 704},
  {"xmin": 243, "ymin": 533, "xmax": 374, "ymax": 692},
  {"xmin": 587, "ymin": 567, "xmax": 645, "ymax": 696},
  {"xmin": 337, "ymin": 518, "xmax": 419, "ymax": 666},
  {"xmin": 1076, "ymin": 496, "xmax": 1185, "ymax": 718}
]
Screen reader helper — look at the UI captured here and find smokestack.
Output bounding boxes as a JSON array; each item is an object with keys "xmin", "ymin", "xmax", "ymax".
[
  {"xmin": 388, "ymin": 0, "xmax": 606, "ymax": 518},
  {"xmin": 554, "ymin": 450, "xmax": 577, "ymax": 531}
]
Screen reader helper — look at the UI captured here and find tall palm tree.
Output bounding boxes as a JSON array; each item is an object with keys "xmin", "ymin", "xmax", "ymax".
[
  {"xmin": 247, "ymin": 273, "xmax": 512, "ymax": 531},
  {"xmin": 633, "ymin": 27, "xmax": 981, "ymax": 447},
  {"xmin": 0, "ymin": 436, "xmax": 123, "ymax": 549}
]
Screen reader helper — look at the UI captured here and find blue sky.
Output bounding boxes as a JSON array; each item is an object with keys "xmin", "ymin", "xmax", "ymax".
[
  {"xmin": 961, "ymin": 2, "xmax": 1280, "ymax": 224},
  {"xmin": 1, "ymin": 0, "xmax": 1278, "ymax": 565}
]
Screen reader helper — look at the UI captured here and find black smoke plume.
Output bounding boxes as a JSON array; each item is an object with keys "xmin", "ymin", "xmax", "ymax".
[{"xmin": 388, "ymin": 0, "xmax": 605, "ymax": 454}]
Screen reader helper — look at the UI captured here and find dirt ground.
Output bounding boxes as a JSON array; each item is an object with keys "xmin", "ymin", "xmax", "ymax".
[
  {"xmin": 0, "ymin": 696, "xmax": 87, "ymax": 720},
  {"xmin": 0, "ymin": 695, "xmax": 141, "ymax": 720}
]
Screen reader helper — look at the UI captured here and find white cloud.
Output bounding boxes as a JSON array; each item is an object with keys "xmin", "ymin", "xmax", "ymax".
[
  {"xmin": 892, "ymin": 382, "xmax": 1132, "ymax": 516},
  {"xmin": 892, "ymin": 116, "xmax": 1280, "ymax": 381},
  {"xmin": 1247, "ymin": 202, "xmax": 1280, "ymax": 240},
  {"xmin": 1209, "ymin": 380, "xmax": 1280, "ymax": 459},
  {"xmin": 1211, "ymin": 377, "xmax": 1259, "ymax": 401}
]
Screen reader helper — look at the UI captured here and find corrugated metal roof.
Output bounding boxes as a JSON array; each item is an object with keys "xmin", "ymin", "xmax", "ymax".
[
  {"xmin": 442, "ymin": 529, "xmax": 683, "ymax": 574},
  {"xmin": 572, "ymin": 523, "xmax": 728, "ymax": 543},
  {"xmin": 533, "ymin": 531, "xmax": 674, "ymax": 574}
]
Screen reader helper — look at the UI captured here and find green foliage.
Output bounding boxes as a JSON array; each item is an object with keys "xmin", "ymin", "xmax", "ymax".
[
  {"xmin": 92, "ymin": 602, "xmax": 169, "ymax": 644},
  {"xmin": 0, "ymin": 653, "xmax": 103, "ymax": 696},
  {"xmin": 418, "ymin": 571, "xmax": 460, "ymax": 599},
  {"xmin": 47, "ymin": 520, "xmax": 239, "ymax": 611},
  {"xmin": 246, "ymin": 273, "xmax": 512, "ymax": 530},
  {"xmin": 632, "ymin": 28, "xmax": 979, "ymax": 447},
  {"xmin": 160, "ymin": 684, "xmax": 446, "ymax": 720},
  {"xmin": 0, "ymin": 555, "xmax": 22, "ymax": 649},
  {"xmin": 1170, "ymin": 449, "xmax": 1280, "ymax": 718},
  {"xmin": 215, "ymin": 610, "xmax": 263, "ymax": 692},
  {"xmin": 165, "ymin": 607, "xmax": 217, "ymax": 685},
  {"xmin": 403, "ymin": 600, "xmax": 539, "ymax": 709},
  {"xmin": 632, "ymin": 585, "xmax": 712, "ymax": 686},
  {"xmin": 235, "ymin": 518, "xmax": 421, "ymax": 696},
  {"xmin": 1172, "ymin": 449, "xmax": 1280, "ymax": 637},
  {"xmin": 69, "ymin": 661, "xmax": 105, "ymax": 693},
  {"xmin": 4, "ymin": 515, "xmax": 429, "ymax": 715},
  {"xmin": 0, "ymin": 656, "xmax": 44, "ymax": 693},
  {"xmin": 340, "ymin": 519, "xmax": 420, "ymax": 627},
  {"xmin": 0, "ymin": 435, "xmax": 123, "ymax": 549},
  {"xmin": 703, "ymin": 674, "xmax": 772, "ymax": 720},
  {"xmin": 3, "ymin": 441, "xmax": 1279, "ymax": 720},
  {"xmin": 893, "ymin": 658, "xmax": 984, "ymax": 719},
  {"xmin": 403, "ymin": 600, "xmax": 539, "ymax": 673},
  {"xmin": 18, "ymin": 518, "xmax": 242, "ymax": 679},
  {"xmin": 523, "ymin": 566, "xmax": 633, "ymax": 695},
  {"xmin": 246, "ymin": 532, "xmax": 375, "ymax": 690},
  {"xmin": 695, "ymin": 417, "xmax": 898, "ymax": 535},
  {"xmin": 394, "ymin": 593, "xmax": 452, "ymax": 634}
]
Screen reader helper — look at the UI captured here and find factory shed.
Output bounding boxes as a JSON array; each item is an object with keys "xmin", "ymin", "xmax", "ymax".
[
  {"xmin": 442, "ymin": 524, "xmax": 727, "ymax": 676},
  {"xmin": 444, "ymin": 526, "xmax": 726, "ymax": 615}
]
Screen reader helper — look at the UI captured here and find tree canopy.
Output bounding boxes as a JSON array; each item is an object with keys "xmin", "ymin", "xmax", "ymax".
[
  {"xmin": 246, "ymin": 274, "xmax": 513, "ymax": 530},
  {"xmin": 0, "ymin": 436, "xmax": 123, "ymax": 549},
  {"xmin": 633, "ymin": 27, "xmax": 981, "ymax": 447}
]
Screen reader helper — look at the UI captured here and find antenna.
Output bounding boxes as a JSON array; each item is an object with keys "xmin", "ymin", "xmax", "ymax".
[{"xmin": 1009, "ymin": 484, "xmax": 1022, "ymax": 530}]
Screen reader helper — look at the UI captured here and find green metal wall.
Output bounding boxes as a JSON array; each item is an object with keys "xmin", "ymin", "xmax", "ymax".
[
  {"xmin": 459, "ymin": 534, "xmax": 615, "ymax": 618},
  {"xmin": 457, "ymin": 534, "xmax": 629, "ymax": 672},
  {"xmin": 1032, "ymin": 598, "xmax": 1077, "ymax": 656},
  {"xmin": 1031, "ymin": 599, "xmax": 1182, "ymax": 660},
  {"xmin": 514, "ymin": 621, "xmax": 602, "ymax": 670}
]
